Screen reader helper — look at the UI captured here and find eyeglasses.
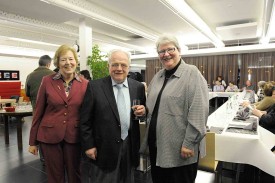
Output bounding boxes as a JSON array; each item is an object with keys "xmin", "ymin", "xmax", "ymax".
[
  {"xmin": 157, "ymin": 47, "xmax": 176, "ymax": 56},
  {"xmin": 110, "ymin": 63, "xmax": 128, "ymax": 69}
]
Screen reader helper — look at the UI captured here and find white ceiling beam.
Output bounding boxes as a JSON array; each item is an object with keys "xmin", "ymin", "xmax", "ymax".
[
  {"xmin": 159, "ymin": 0, "xmax": 224, "ymax": 48},
  {"xmin": 41, "ymin": 0, "xmax": 159, "ymax": 41},
  {"xmin": 260, "ymin": 0, "xmax": 275, "ymax": 44}
]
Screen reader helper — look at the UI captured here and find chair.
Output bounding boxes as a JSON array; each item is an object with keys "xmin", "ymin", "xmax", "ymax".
[{"xmin": 196, "ymin": 132, "xmax": 219, "ymax": 183}]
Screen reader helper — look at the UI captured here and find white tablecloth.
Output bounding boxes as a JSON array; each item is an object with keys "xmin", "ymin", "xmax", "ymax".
[{"xmin": 207, "ymin": 94, "xmax": 275, "ymax": 176}]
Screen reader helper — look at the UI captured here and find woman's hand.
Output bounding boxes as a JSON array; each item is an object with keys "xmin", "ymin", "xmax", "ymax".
[
  {"xmin": 242, "ymin": 101, "xmax": 250, "ymax": 107},
  {"xmin": 181, "ymin": 147, "xmax": 194, "ymax": 159},
  {"xmin": 28, "ymin": 145, "xmax": 38, "ymax": 155}
]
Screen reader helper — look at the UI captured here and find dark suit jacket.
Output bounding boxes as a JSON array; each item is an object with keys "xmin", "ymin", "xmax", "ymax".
[
  {"xmin": 29, "ymin": 74, "xmax": 88, "ymax": 146},
  {"xmin": 80, "ymin": 76, "xmax": 146, "ymax": 170}
]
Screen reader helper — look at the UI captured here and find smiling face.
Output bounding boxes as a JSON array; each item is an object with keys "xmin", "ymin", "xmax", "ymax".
[
  {"xmin": 157, "ymin": 42, "xmax": 181, "ymax": 70},
  {"xmin": 58, "ymin": 50, "xmax": 77, "ymax": 77},
  {"xmin": 108, "ymin": 51, "xmax": 130, "ymax": 83}
]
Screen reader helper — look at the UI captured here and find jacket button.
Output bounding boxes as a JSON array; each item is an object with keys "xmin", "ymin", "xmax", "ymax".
[
  {"xmin": 65, "ymin": 105, "xmax": 68, "ymax": 108},
  {"xmin": 64, "ymin": 113, "xmax": 67, "ymax": 116},
  {"xmin": 63, "ymin": 121, "xmax": 66, "ymax": 124},
  {"xmin": 118, "ymin": 124, "xmax": 121, "ymax": 127},
  {"xmin": 117, "ymin": 140, "xmax": 120, "ymax": 143}
]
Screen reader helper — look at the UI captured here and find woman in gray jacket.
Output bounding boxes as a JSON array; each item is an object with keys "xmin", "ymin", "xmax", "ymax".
[{"xmin": 141, "ymin": 35, "xmax": 209, "ymax": 183}]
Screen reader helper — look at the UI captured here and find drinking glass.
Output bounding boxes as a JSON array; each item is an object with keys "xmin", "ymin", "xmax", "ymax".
[{"xmin": 132, "ymin": 99, "xmax": 141, "ymax": 120}]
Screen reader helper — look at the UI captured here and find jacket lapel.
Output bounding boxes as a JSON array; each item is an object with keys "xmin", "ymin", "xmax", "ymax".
[
  {"xmin": 101, "ymin": 76, "xmax": 121, "ymax": 123},
  {"xmin": 67, "ymin": 80, "xmax": 81, "ymax": 101},
  {"xmin": 50, "ymin": 79, "xmax": 68, "ymax": 103}
]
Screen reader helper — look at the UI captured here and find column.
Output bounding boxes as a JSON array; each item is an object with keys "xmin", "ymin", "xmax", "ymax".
[{"xmin": 79, "ymin": 18, "xmax": 92, "ymax": 71}]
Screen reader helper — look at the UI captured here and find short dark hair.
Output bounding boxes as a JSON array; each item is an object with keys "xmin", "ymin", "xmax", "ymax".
[
  {"xmin": 39, "ymin": 55, "xmax": 52, "ymax": 66},
  {"xmin": 79, "ymin": 70, "xmax": 92, "ymax": 80}
]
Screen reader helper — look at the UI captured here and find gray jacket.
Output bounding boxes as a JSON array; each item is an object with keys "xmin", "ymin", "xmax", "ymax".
[{"xmin": 140, "ymin": 60, "xmax": 209, "ymax": 168}]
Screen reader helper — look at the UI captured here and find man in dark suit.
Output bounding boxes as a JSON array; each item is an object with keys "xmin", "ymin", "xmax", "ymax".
[{"xmin": 80, "ymin": 49, "xmax": 146, "ymax": 183}]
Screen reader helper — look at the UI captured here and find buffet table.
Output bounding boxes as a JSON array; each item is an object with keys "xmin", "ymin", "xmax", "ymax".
[{"xmin": 207, "ymin": 95, "xmax": 275, "ymax": 176}]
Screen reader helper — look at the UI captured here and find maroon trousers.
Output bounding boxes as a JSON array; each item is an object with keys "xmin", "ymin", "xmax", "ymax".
[{"xmin": 40, "ymin": 141, "xmax": 81, "ymax": 183}]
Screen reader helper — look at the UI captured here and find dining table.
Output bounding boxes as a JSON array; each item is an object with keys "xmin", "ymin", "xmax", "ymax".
[
  {"xmin": 207, "ymin": 93, "xmax": 275, "ymax": 176},
  {"xmin": 0, "ymin": 105, "xmax": 32, "ymax": 150}
]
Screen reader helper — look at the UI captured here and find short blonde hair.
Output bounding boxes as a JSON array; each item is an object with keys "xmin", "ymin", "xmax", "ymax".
[{"xmin": 53, "ymin": 45, "xmax": 79, "ymax": 68}]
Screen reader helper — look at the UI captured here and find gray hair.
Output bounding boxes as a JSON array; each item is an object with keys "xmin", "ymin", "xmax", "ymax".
[
  {"xmin": 155, "ymin": 34, "xmax": 181, "ymax": 51},
  {"xmin": 107, "ymin": 49, "xmax": 131, "ymax": 64},
  {"xmin": 39, "ymin": 55, "xmax": 52, "ymax": 66},
  {"xmin": 258, "ymin": 81, "xmax": 266, "ymax": 88}
]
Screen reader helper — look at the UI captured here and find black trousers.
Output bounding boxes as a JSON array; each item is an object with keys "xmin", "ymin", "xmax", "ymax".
[
  {"xmin": 149, "ymin": 144, "xmax": 198, "ymax": 183},
  {"xmin": 81, "ymin": 137, "xmax": 134, "ymax": 183}
]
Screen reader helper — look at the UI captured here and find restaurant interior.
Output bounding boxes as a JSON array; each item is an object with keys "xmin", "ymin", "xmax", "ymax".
[{"xmin": 0, "ymin": 0, "xmax": 275, "ymax": 182}]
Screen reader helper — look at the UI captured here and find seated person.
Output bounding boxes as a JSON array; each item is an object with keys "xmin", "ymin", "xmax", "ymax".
[
  {"xmin": 257, "ymin": 81, "xmax": 266, "ymax": 102},
  {"xmin": 241, "ymin": 80, "xmax": 255, "ymax": 92},
  {"xmin": 252, "ymin": 103, "xmax": 275, "ymax": 134},
  {"xmin": 243, "ymin": 83, "xmax": 275, "ymax": 111},
  {"xmin": 213, "ymin": 80, "xmax": 224, "ymax": 92},
  {"xmin": 216, "ymin": 76, "xmax": 226, "ymax": 87},
  {"xmin": 225, "ymin": 81, "xmax": 238, "ymax": 92}
]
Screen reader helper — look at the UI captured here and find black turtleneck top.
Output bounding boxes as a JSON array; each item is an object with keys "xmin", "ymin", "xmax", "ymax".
[{"xmin": 148, "ymin": 60, "xmax": 181, "ymax": 146}]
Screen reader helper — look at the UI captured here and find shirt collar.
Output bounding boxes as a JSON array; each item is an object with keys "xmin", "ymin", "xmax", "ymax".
[
  {"xmin": 111, "ymin": 78, "xmax": 128, "ymax": 88},
  {"xmin": 52, "ymin": 72, "xmax": 82, "ymax": 82}
]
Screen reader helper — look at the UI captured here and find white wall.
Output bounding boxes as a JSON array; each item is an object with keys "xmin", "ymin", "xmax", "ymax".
[{"xmin": 0, "ymin": 56, "xmax": 55, "ymax": 88}]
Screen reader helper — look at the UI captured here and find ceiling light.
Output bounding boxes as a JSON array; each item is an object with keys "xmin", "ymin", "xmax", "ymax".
[
  {"xmin": 40, "ymin": 0, "xmax": 50, "ymax": 4},
  {"xmin": 45, "ymin": 0, "xmax": 158, "ymax": 41},
  {"xmin": 159, "ymin": 0, "xmax": 224, "ymax": 48},
  {"xmin": 9, "ymin": 37, "xmax": 60, "ymax": 47},
  {"xmin": 0, "ymin": 45, "xmax": 55, "ymax": 57},
  {"xmin": 260, "ymin": 0, "xmax": 275, "ymax": 44}
]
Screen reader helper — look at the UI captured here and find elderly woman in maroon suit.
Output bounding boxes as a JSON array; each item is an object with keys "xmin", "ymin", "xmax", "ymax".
[{"xmin": 28, "ymin": 45, "xmax": 88, "ymax": 183}]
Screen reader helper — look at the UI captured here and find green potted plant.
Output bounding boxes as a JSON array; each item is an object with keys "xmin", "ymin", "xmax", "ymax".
[{"xmin": 87, "ymin": 45, "xmax": 108, "ymax": 80}]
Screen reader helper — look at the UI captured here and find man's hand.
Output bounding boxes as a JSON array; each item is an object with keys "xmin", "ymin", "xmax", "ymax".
[
  {"xmin": 133, "ymin": 105, "xmax": 146, "ymax": 117},
  {"xmin": 181, "ymin": 147, "xmax": 194, "ymax": 159},
  {"xmin": 85, "ymin": 147, "xmax": 97, "ymax": 160}
]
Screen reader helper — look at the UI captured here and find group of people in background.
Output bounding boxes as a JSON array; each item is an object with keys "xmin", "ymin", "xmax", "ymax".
[
  {"xmin": 212, "ymin": 76, "xmax": 239, "ymax": 92},
  {"xmin": 212, "ymin": 75, "xmax": 258, "ymax": 93},
  {"xmin": 242, "ymin": 81, "xmax": 275, "ymax": 134},
  {"xmin": 25, "ymin": 34, "xmax": 275, "ymax": 183}
]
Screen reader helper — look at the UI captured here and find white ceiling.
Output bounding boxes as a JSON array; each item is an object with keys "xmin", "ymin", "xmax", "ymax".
[{"xmin": 0, "ymin": 0, "xmax": 274, "ymax": 59}]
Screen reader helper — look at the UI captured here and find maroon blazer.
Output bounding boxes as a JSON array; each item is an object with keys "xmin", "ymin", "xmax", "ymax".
[{"xmin": 29, "ymin": 74, "xmax": 88, "ymax": 146}]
